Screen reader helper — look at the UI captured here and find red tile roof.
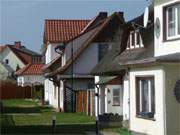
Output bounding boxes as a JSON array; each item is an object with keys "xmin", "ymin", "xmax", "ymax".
[
  {"xmin": 16, "ymin": 63, "xmax": 44, "ymax": 75},
  {"xmin": 44, "ymin": 20, "xmax": 90, "ymax": 44}
]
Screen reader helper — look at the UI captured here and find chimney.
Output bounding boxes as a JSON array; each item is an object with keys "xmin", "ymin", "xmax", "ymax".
[
  {"xmin": 99, "ymin": 12, "xmax": 108, "ymax": 19},
  {"xmin": 118, "ymin": 11, "xmax": 124, "ymax": 20},
  {"xmin": 14, "ymin": 41, "xmax": 21, "ymax": 49}
]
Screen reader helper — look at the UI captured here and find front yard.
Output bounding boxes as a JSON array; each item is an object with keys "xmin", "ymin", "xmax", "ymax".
[
  {"xmin": 0, "ymin": 99, "xmax": 96, "ymax": 134},
  {"xmin": 0, "ymin": 99, "xmax": 130, "ymax": 135}
]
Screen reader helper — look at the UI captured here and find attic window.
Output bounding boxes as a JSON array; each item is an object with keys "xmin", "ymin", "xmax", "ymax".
[{"xmin": 126, "ymin": 31, "xmax": 143, "ymax": 50}]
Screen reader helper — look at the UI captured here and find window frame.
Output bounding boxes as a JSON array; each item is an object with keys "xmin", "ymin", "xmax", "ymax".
[
  {"xmin": 127, "ymin": 31, "xmax": 143, "ymax": 50},
  {"xmin": 165, "ymin": 2, "xmax": 180, "ymax": 40},
  {"xmin": 135, "ymin": 76, "xmax": 155, "ymax": 120},
  {"xmin": 112, "ymin": 88, "xmax": 121, "ymax": 106}
]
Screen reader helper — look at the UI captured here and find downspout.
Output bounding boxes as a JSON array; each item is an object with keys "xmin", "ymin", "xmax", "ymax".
[
  {"xmin": 95, "ymin": 84, "xmax": 100, "ymax": 135},
  {"xmin": 162, "ymin": 68, "xmax": 167, "ymax": 135},
  {"xmin": 127, "ymin": 67, "xmax": 131, "ymax": 134}
]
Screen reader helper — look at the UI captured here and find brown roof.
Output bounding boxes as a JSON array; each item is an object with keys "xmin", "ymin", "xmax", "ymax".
[
  {"xmin": 44, "ymin": 20, "xmax": 90, "ymax": 44},
  {"xmin": 16, "ymin": 63, "xmax": 44, "ymax": 75}
]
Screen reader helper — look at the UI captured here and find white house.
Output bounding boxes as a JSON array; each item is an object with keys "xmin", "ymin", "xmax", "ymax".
[
  {"xmin": 0, "ymin": 41, "xmax": 42, "ymax": 80},
  {"xmin": 92, "ymin": 1, "xmax": 180, "ymax": 135},
  {"xmin": 43, "ymin": 12, "xmax": 125, "ymax": 115},
  {"xmin": 43, "ymin": 18, "xmax": 91, "ymax": 110}
]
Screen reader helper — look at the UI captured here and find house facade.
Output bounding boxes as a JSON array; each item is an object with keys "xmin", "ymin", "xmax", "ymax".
[
  {"xmin": 92, "ymin": 1, "xmax": 180, "ymax": 135},
  {"xmin": 0, "ymin": 41, "xmax": 42, "ymax": 80},
  {"xmin": 43, "ymin": 12, "xmax": 125, "ymax": 115},
  {"xmin": 43, "ymin": 19, "xmax": 91, "ymax": 109}
]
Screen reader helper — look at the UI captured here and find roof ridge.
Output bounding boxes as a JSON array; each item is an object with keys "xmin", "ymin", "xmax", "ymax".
[{"xmin": 45, "ymin": 19, "xmax": 90, "ymax": 21}]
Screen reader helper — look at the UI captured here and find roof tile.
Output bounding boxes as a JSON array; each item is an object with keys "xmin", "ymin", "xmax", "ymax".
[
  {"xmin": 44, "ymin": 20, "xmax": 90, "ymax": 43},
  {"xmin": 16, "ymin": 63, "xmax": 44, "ymax": 75}
]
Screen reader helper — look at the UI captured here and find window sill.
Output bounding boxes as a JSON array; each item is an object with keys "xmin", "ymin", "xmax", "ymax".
[
  {"xmin": 163, "ymin": 37, "xmax": 180, "ymax": 42},
  {"xmin": 112, "ymin": 105, "xmax": 120, "ymax": 106},
  {"xmin": 136, "ymin": 115, "xmax": 156, "ymax": 121}
]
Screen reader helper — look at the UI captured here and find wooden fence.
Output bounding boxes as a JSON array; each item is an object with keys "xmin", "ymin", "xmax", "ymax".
[
  {"xmin": 76, "ymin": 90, "xmax": 95, "ymax": 116},
  {"xmin": 0, "ymin": 81, "xmax": 32, "ymax": 99}
]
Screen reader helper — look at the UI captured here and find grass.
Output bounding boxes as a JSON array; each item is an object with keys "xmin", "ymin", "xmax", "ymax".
[
  {"xmin": 2, "ymin": 99, "xmax": 39, "ymax": 107},
  {"xmin": 1, "ymin": 99, "xmax": 96, "ymax": 134},
  {"xmin": 1, "ymin": 99, "xmax": 95, "ymax": 126}
]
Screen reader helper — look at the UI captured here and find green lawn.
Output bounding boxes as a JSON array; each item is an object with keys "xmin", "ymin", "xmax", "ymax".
[{"xmin": 1, "ymin": 99, "xmax": 95, "ymax": 126}]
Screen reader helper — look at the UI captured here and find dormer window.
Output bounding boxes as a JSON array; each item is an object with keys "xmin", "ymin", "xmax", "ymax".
[
  {"xmin": 165, "ymin": 3, "xmax": 180, "ymax": 40},
  {"xmin": 127, "ymin": 31, "xmax": 143, "ymax": 50}
]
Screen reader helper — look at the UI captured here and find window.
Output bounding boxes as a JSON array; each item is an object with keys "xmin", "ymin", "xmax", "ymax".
[
  {"xmin": 113, "ymin": 88, "xmax": 120, "ymax": 106},
  {"xmin": 127, "ymin": 31, "xmax": 143, "ymax": 50},
  {"xmin": 166, "ymin": 3, "xmax": 180, "ymax": 39},
  {"xmin": 98, "ymin": 43, "xmax": 108, "ymax": 61},
  {"xmin": 5, "ymin": 59, "xmax": 9, "ymax": 64},
  {"xmin": 136, "ymin": 76, "xmax": 155, "ymax": 119}
]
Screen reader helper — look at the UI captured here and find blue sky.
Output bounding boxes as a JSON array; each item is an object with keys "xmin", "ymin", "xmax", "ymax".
[{"xmin": 0, "ymin": 0, "xmax": 149, "ymax": 53}]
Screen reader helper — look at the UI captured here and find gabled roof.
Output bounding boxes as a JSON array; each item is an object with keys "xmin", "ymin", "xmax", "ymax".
[
  {"xmin": 0, "ymin": 44, "xmax": 41, "ymax": 65},
  {"xmin": 44, "ymin": 19, "xmax": 90, "ymax": 44},
  {"xmin": 1, "ymin": 42, "xmax": 41, "ymax": 65},
  {"xmin": 16, "ymin": 63, "xmax": 44, "ymax": 76},
  {"xmin": 45, "ymin": 12, "xmax": 125, "ymax": 77}
]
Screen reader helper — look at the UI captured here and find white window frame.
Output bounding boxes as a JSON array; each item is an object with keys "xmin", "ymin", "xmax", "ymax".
[
  {"xmin": 166, "ymin": 3, "xmax": 180, "ymax": 40},
  {"xmin": 112, "ymin": 88, "xmax": 121, "ymax": 106},
  {"xmin": 127, "ymin": 31, "xmax": 143, "ymax": 50},
  {"xmin": 136, "ymin": 76, "xmax": 155, "ymax": 118}
]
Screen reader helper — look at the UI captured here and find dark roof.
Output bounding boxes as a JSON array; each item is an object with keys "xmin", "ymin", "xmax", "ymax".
[
  {"xmin": 156, "ymin": 53, "xmax": 180, "ymax": 62},
  {"xmin": 91, "ymin": 12, "xmax": 154, "ymax": 76}
]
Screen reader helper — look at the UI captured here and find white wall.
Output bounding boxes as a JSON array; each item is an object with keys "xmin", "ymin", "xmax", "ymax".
[
  {"xmin": 164, "ymin": 64, "xmax": 180, "ymax": 135},
  {"xmin": 95, "ymin": 76, "xmax": 99, "ymax": 116},
  {"xmin": 45, "ymin": 43, "xmax": 60, "ymax": 64},
  {"xmin": 63, "ymin": 28, "xmax": 98, "ymax": 63},
  {"xmin": 0, "ymin": 63, "xmax": 10, "ymax": 80},
  {"xmin": 123, "ymin": 76, "xmax": 130, "ymax": 120},
  {"xmin": 154, "ymin": 0, "xmax": 180, "ymax": 57},
  {"xmin": 106, "ymin": 85, "xmax": 123, "ymax": 115},
  {"xmin": 17, "ymin": 75, "xmax": 45, "ymax": 87},
  {"xmin": 129, "ymin": 67, "xmax": 165, "ymax": 135},
  {"xmin": 72, "ymin": 43, "xmax": 99, "ymax": 74}
]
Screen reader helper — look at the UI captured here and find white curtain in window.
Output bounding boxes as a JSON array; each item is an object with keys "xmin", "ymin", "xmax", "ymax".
[{"xmin": 168, "ymin": 7, "xmax": 176, "ymax": 37}]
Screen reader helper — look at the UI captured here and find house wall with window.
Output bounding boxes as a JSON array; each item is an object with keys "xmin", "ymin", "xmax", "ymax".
[
  {"xmin": 164, "ymin": 64, "xmax": 180, "ymax": 135},
  {"xmin": 0, "ymin": 47, "xmax": 25, "ymax": 71},
  {"xmin": 17, "ymin": 75, "xmax": 44, "ymax": 87},
  {"xmin": 154, "ymin": 0, "xmax": 180, "ymax": 56},
  {"xmin": 44, "ymin": 43, "xmax": 60, "ymax": 106},
  {"xmin": 105, "ymin": 85, "xmax": 123, "ymax": 115},
  {"xmin": 129, "ymin": 67, "xmax": 165, "ymax": 135}
]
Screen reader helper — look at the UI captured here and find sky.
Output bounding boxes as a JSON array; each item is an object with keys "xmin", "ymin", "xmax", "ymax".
[{"xmin": 0, "ymin": 0, "xmax": 150, "ymax": 53}]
